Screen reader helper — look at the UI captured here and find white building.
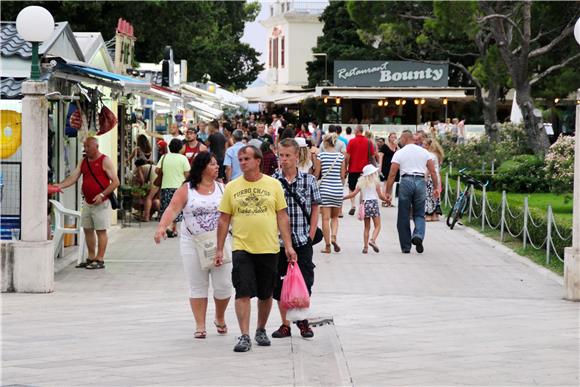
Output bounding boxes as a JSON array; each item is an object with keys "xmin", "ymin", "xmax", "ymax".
[{"xmin": 243, "ymin": 0, "xmax": 326, "ymax": 103}]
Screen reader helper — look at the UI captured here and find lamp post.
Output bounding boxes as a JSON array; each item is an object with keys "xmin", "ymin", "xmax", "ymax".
[
  {"xmin": 564, "ymin": 17, "xmax": 580, "ymax": 301},
  {"xmin": 13, "ymin": 6, "xmax": 55, "ymax": 293},
  {"xmin": 313, "ymin": 53, "xmax": 328, "ymax": 85},
  {"xmin": 16, "ymin": 6, "xmax": 54, "ymax": 80}
]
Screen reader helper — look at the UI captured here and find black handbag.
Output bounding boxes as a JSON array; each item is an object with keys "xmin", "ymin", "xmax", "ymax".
[
  {"xmin": 83, "ymin": 157, "xmax": 119, "ymax": 210},
  {"xmin": 278, "ymin": 177, "xmax": 324, "ymax": 245}
]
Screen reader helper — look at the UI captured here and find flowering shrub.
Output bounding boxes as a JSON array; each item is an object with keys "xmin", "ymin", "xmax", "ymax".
[{"xmin": 544, "ymin": 134, "xmax": 575, "ymax": 193}]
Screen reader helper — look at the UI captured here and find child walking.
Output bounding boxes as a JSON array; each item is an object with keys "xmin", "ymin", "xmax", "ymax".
[{"xmin": 343, "ymin": 164, "xmax": 388, "ymax": 253}]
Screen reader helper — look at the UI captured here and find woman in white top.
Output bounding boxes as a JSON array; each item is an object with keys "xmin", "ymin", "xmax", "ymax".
[
  {"xmin": 154, "ymin": 151, "xmax": 233, "ymax": 339},
  {"xmin": 343, "ymin": 164, "xmax": 388, "ymax": 254},
  {"xmin": 295, "ymin": 137, "xmax": 314, "ymax": 174},
  {"xmin": 424, "ymin": 138, "xmax": 444, "ymax": 221}
]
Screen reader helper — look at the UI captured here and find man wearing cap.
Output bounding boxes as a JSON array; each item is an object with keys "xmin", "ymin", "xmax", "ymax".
[
  {"xmin": 181, "ymin": 127, "xmax": 207, "ymax": 164},
  {"xmin": 385, "ymin": 130, "xmax": 439, "ymax": 254}
]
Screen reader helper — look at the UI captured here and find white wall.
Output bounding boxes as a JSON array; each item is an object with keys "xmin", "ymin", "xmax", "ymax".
[{"xmin": 287, "ymin": 21, "xmax": 322, "ymax": 86}]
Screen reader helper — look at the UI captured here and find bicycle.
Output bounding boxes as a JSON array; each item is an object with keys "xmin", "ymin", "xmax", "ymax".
[{"xmin": 446, "ymin": 168, "xmax": 488, "ymax": 230}]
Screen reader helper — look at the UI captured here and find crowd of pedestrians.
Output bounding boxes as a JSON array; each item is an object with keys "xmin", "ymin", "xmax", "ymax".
[{"xmin": 53, "ymin": 111, "xmax": 445, "ymax": 351}]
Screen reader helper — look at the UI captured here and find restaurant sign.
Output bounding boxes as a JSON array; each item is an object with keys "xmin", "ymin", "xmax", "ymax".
[{"xmin": 334, "ymin": 61, "xmax": 448, "ymax": 87}]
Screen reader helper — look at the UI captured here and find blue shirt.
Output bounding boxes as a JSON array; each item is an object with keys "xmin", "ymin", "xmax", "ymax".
[
  {"xmin": 224, "ymin": 142, "xmax": 245, "ymax": 181},
  {"xmin": 338, "ymin": 135, "xmax": 348, "ymax": 146}
]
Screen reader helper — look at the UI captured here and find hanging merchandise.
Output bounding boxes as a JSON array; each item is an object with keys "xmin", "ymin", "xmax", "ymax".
[
  {"xmin": 65, "ymin": 102, "xmax": 81, "ymax": 137},
  {"xmin": 97, "ymin": 95, "xmax": 117, "ymax": 135}
]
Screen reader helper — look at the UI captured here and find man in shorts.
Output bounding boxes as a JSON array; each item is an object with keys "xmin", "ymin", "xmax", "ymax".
[
  {"xmin": 216, "ymin": 145, "xmax": 297, "ymax": 353},
  {"xmin": 345, "ymin": 125, "xmax": 376, "ymax": 215},
  {"xmin": 57, "ymin": 137, "xmax": 119, "ymax": 269}
]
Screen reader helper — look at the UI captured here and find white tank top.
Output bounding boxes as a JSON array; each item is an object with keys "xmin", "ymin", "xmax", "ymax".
[{"xmin": 180, "ymin": 182, "xmax": 223, "ymax": 238}]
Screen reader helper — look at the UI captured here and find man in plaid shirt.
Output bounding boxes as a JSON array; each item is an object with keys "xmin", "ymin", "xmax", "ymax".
[{"xmin": 271, "ymin": 138, "xmax": 321, "ymax": 339}]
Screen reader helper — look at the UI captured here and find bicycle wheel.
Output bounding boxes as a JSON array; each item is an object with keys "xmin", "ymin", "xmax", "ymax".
[{"xmin": 447, "ymin": 196, "xmax": 467, "ymax": 229}]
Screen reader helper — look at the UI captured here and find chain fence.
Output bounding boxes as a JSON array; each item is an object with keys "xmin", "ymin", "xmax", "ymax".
[{"xmin": 443, "ymin": 172, "xmax": 572, "ymax": 264}]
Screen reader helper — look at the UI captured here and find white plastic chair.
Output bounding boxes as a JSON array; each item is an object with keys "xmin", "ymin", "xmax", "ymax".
[{"xmin": 49, "ymin": 200, "xmax": 86, "ymax": 265}]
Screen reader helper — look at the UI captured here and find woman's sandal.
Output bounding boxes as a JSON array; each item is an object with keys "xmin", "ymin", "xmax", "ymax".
[
  {"xmin": 194, "ymin": 330, "xmax": 207, "ymax": 339},
  {"xmin": 321, "ymin": 244, "xmax": 332, "ymax": 254},
  {"xmin": 369, "ymin": 240, "xmax": 380, "ymax": 253},
  {"xmin": 362, "ymin": 247, "xmax": 368, "ymax": 254},
  {"xmin": 214, "ymin": 321, "xmax": 227, "ymax": 335},
  {"xmin": 331, "ymin": 236, "xmax": 341, "ymax": 253}
]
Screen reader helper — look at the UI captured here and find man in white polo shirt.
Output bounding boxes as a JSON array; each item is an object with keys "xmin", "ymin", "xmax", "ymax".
[{"xmin": 385, "ymin": 130, "xmax": 439, "ymax": 254}]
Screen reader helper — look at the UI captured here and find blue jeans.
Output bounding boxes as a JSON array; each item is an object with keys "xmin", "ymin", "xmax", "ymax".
[{"xmin": 397, "ymin": 176, "xmax": 426, "ymax": 251}]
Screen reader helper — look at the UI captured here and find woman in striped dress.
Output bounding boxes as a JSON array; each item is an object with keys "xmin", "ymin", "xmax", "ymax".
[{"xmin": 314, "ymin": 134, "xmax": 346, "ymax": 254}]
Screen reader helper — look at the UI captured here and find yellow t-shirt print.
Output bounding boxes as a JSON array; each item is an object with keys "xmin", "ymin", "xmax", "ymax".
[{"xmin": 220, "ymin": 175, "xmax": 287, "ymax": 254}]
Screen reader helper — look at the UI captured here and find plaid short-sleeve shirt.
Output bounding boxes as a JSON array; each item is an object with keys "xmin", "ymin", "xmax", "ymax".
[{"xmin": 273, "ymin": 169, "xmax": 322, "ymax": 248}]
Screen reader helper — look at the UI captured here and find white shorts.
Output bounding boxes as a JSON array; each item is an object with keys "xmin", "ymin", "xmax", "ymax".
[
  {"xmin": 180, "ymin": 238, "xmax": 234, "ymax": 299},
  {"xmin": 81, "ymin": 200, "xmax": 111, "ymax": 230}
]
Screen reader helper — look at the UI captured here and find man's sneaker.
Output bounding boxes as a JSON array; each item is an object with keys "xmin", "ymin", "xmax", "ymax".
[
  {"xmin": 233, "ymin": 334, "xmax": 252, "ymax": 352},
  {"xmin": 255, "ymin": 328, "xmax": 271, "ymax": 346},
  {"xmin": 411, "ymin": 237, "xmax": 424, "ymax": 254},
  {"xmin": 296, "ymin": 320, "xmax": 314, "ymax": 338},
  {"xmin": 272, "ymin": 324, "xmax": 291, "ymax": 338}
]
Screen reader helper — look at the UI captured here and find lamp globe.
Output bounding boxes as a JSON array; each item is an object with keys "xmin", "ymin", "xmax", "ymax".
[{"xmin": 16, "ymin": 6, "xmax": 54, "ymax": 42}]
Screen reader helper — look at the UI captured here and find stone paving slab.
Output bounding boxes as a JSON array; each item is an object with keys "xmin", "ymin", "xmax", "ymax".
[{"xmin": 2, "ymin": 205, "xmax": 579, "ymax": 386}]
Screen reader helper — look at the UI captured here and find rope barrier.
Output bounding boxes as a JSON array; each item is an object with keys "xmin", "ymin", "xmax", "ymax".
[
  {"xmin": 527, "ymin": 234, "xmax": 547, "ymax": 250},
  {"xmin": 549, "ymin": 238, "xmax": 565, "ymax": 263},
  {"xmin": 551, "ymin": 216, "xmax": 573, "ymax": 241},
  {"xmin": 445, "ymin": 174, "xmax": 569, "ymax": 263},
  {"xmin": 504, "ymin": 219, "xmax": 524, "ymax": 238}
]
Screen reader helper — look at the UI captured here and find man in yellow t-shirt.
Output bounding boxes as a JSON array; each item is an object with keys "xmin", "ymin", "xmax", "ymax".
[{"xmin": 216, "ymin": 145, "xmax": 296, "ymax": 353}]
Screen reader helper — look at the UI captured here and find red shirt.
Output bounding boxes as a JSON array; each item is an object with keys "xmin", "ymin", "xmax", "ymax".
[
  {"xmin": 183, "ymin": 141, "xmax": 202, "ymax": 164},
  {"xmin": 346, "ymin": 134, "xmax": 376, "ymax": 173},
  {"xmin": 81, "ymin": 154, "xmax": 111, "ymax": 204}
]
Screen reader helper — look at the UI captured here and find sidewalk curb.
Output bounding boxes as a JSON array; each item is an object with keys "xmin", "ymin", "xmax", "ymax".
[{"xmin": 463, "ymin": 226, "xmax": 563, "ymax": 286}]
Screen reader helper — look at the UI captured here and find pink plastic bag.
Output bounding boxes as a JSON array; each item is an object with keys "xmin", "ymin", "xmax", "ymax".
[
  {"xmin": 280, "ymin": 263, "xmax": 310, "ymax": 310},
  {"xmin": 357, "ymin": 202, "xmax": 365, "ymax": 221}
]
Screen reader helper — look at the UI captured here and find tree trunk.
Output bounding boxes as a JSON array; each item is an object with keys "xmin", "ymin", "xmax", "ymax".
[
  {"xmin": 515, "ymin": 84, "xmax": 550, "ymax": 154},
  {"xmin": 475, "ymin": 84, "xmax": 500, "ymax": 141}
]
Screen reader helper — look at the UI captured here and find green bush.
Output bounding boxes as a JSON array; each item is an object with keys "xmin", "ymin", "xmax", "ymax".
[
  {"xmin": 494, "ymin": 155, "xmax": 547, "ymax": 193},
  {"xmin": 442, "ymin": 123, "xmax": 532, "ymax": 171}
]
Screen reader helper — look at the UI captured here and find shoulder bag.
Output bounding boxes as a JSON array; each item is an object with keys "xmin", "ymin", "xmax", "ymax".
[
  {"xmin": 84, "ymin": 157, "xmax": 118, "ymax": 209},
  {"xmin": 318, "ymin": 152, "xmax": 341, "ymax": 186},
  {"xmin": 278, "ymin": 177, "xmax": 324, "ymax": 245},
  {"xmin": 153, "ymin": 155, "xmax": 165, "ymax": 187},
  {"xmin": 189, "ymin": 183, "xmax": 232, "ymax": 270}
]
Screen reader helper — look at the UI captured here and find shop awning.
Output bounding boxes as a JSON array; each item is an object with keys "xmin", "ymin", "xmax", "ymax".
[
  {"xmin": 273, "ymin": 92, "xmax": 314, "ymax": 105},
  {"xmin": 136, "ymin": 85, "xmax": 182, "ymax": 103},
  {"xmin": 181, "ymin": 84, "xmax": 221, "ymax": 104},
  {"xmin": 315, "ymin": 86, "xmax": 473, "ymax": 99},
  {"xmin": 54, "ymin": 62, "xmax": 150, "ymax": 91},
  {"xmin": 187, "ymin": 100, "xmax": 223, "ymax": 119}
]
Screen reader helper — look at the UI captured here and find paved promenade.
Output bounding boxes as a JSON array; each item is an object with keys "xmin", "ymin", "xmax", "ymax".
[{"xmin": 2, "ymin": 205, "xmax": 578, "ymax": 386}]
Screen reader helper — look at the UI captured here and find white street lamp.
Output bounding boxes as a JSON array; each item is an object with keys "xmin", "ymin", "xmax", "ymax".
[
  {"xmin": 564, "ymin": 17, "xmax": 580, "ymax": 300},
  {"xmin": 16, "ymin": 6, "xmax": 54, "ymax": 80}
]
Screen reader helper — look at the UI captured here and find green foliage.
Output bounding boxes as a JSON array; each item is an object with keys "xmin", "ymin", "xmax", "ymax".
[
  {"xmin": 300, "ymin": 98, "xmax": 329, "ymax": 125},
  {"xmin": 544, "ymin": 134, "xmax": 575, "ymax": 194},
  {"xmin": 442, "ymin": 123, "xmax": 531, "ymax": 170},
  {"xmin": 0, "ymin": 1, "xmax": 263, "ymax": 90},
  {"xmin": 494, "ymin": 155, "xmax": 547, "ymax": 193}
]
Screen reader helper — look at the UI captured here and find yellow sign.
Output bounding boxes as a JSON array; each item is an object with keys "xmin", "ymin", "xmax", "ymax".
[{"xmin": 0, "ymin": 110, "xmax": 22, "ymax": 159}]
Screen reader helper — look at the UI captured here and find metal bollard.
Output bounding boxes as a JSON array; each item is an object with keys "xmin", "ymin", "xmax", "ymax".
[
  {"xmin": 523, "ymin": 197, "xmax": 529, "ymax": 249},
  {"xmin": 500, "ymin": 191, "xmax": 506, "ymax": 242},
  {"xmin": 481, "ymin": 185, "xmax": 487, "ymax": 231},
  {"xmin": 546, "ymin": 206, "xmax": 552, "ymax": 265}
]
